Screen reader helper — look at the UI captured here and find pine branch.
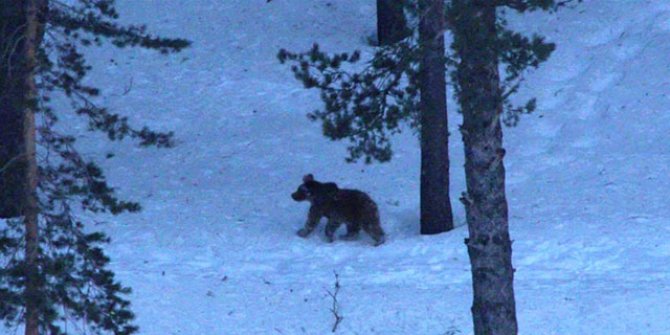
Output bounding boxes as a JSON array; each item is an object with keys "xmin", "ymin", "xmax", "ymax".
[{"xmin": 278, "ymin": 39, "xmax": 423, "ymax": 163}]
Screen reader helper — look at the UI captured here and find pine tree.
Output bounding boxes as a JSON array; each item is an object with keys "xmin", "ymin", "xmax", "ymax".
[
  {"xmin": 450, "ymin": 2, "xmax": 519, "ymax": 333},
  {"xmin": 376, "ymin": 0, "xmax": 410, "ymax": 46},
  {"xmin": 0, "ymin": 3, "xmax": 47, "ymax": 335},
  {"xmin": 278, "ymin": 0, "xmax": 454, "ymax": 234},
  {"xmin": 0, "ymin": 0, "xmax": 32, "ymax": 218},
  {"xmin": 446, "ymin": 0, "xmax": 577, "ymax": 333},
  {"xmin": 16, "ymin": 3, "xmax": 45, "ymax": 334},
  {"xmin": 0, "ymin": 1, "xmax": 189, "ymax": 334},
  {"xmin": 418, "ymin": 0, "xmax": 453, "ymax": 234},
  {"xmin": 280, "ymin": 0, "xmax": 577, "ymax": 331}
]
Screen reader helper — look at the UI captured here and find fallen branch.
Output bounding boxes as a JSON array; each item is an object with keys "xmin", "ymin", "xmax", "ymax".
[{"xmin": 325, "ymin": 271, "xmax": 344, "ymax": 333}]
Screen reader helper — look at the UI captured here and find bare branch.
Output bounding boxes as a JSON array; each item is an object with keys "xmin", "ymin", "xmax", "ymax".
[
  {"xmin": 0, "ymin": 154, "xmax": 27, "ymax": 177},
  {"xmin": 325, "ymin": 271, "xmax": 344, "ymax": 333}
]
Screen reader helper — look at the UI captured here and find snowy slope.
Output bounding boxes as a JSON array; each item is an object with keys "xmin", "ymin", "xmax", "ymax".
[{"xmin": 10, "ymin": 0, "xmax": 670, "ymax": 334}]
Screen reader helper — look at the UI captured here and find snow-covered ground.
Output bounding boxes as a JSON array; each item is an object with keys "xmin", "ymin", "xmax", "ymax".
[{"xmin": 10, "ymin": 0, "xmax": 670, "ymax": 334}]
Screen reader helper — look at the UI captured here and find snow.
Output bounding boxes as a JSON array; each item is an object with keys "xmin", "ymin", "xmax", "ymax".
[{"xmin": 6, "ymin": 0, "xmax": 670, "ymax": 334}]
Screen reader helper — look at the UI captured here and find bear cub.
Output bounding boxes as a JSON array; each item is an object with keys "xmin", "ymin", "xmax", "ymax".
[{"xmin": 291, "ymin": 174, "xmax": 385, "ymax": 246}]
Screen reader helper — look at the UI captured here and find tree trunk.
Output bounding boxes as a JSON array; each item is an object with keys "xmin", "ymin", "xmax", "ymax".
[
  {"xmin": 418, "ymin": 0, "xmax": 453, "ymax": 235},
  {"xmin": 376, "ymin": 0, "xmax": 409, "ymax": 46},
  {"xmin": 451, "ymin": 1, "xmax": 518, "ymax": 334},
  {"xmin": 0, "ymin": 1, "xmax": 28, "ymax": 218},
  {"xmin": 4, "ymin": 1, "xmax": 48, "ymax": 334}
]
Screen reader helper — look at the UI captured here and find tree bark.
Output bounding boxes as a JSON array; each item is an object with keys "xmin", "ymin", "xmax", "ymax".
[
  {"xmin": 376, "ymin": 0, "xmax": 409, "ymax": 46},
  {"xmin": 418, "ymin": 0, "xmax": 454, "ymax": 235},
  {"xmin": 0, "ymin": 1, "xmax": 28, "ymax": 218},
  {"xmin": 3, "ymin": 1, "xmax": 48, "ymax": 334},
  {"xmin": 451, "ymin": 1, "xmax": 518, "ymax": 334}
]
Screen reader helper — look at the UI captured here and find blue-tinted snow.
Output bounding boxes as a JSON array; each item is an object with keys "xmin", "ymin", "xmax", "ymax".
[{"xmin": 9, "ymin": 0, "xmax": 670, "ymax": 334}]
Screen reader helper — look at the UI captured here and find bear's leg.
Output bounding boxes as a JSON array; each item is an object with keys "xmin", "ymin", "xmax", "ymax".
[
  {"xmin": 324, "ymin": 220, "xmax": 342, "ymax": 243},
  {"xmin": 363, "ymin": 222, "xmax": 386, "ymax": 246},
  {"xmin": 340, "ymin": 223, "xmax": 361, "ymax": 240}
]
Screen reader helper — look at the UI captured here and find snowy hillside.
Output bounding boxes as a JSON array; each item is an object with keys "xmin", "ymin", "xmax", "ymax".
[{"xmin": 13, "ymin": 0, "xmax": 670, "ymax": 334}]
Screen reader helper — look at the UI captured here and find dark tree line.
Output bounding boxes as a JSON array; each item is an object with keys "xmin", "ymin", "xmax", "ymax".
[{"xmin": 0, "ymin": 1, "xmax": 189, "ymax": 334}]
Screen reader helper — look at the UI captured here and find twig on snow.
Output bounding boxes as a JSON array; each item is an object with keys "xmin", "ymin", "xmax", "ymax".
[{"xmin": 325, "ymin": 271, "xmax": 344, "ymax": 333}]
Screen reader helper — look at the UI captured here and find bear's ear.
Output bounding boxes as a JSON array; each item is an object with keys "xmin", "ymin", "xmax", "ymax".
[{"xmin": 303, "ymin": 174, "xmax": 314, "ymax": 183}]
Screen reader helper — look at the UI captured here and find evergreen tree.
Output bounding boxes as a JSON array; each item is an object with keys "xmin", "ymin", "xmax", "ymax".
[
  {"xmin": 0, "ymin": 1, "xmax": 189, "ymax": 334},
  {"xmin": 446, "ymin": 0, "xmax": 577, "ymax": 333},
  {"xmin": 418, "ymin": 0, "xmax": 453, "ymax": 234},
  {"xmin": 279, "ymin": 0, "xmax": 578, "ymax": 332},
  {"xmin": 278, "ymin": 0, "xmax": 454, "ymax": 234},
  {"xmin": 377, "ymin": 0, "xmax": 410, "ymax": 46},
  {"xmin": 0, "ymin": 0, "xmax": 34, "ymax": 218}
]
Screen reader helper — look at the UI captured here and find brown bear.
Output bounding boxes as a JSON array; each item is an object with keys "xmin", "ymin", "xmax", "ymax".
[{"xmin": 291, "ymin": 174, "xmax": 385, "ymax": 246}]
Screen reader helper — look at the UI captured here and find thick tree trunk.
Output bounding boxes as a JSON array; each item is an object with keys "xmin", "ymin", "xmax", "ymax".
[
  {"xmin": 0, "ymin": 1, "xmax": 28, "ymax": 218},
  {"xmin": 376, "ymin": 0, "xmax": 409, "ymax": 46},
  {"xmin": 451, "ymin": 1, "xmax": 518, "ymax": 334},
  {"xmin": 418, "ymin": 0, "xmax": 453, "ymax": 235}
]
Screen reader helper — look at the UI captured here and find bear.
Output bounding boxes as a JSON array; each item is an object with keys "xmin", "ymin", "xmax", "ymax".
[{"xmin": 291, "ymin": 174, "xmax": 385, "ymax": 246}]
